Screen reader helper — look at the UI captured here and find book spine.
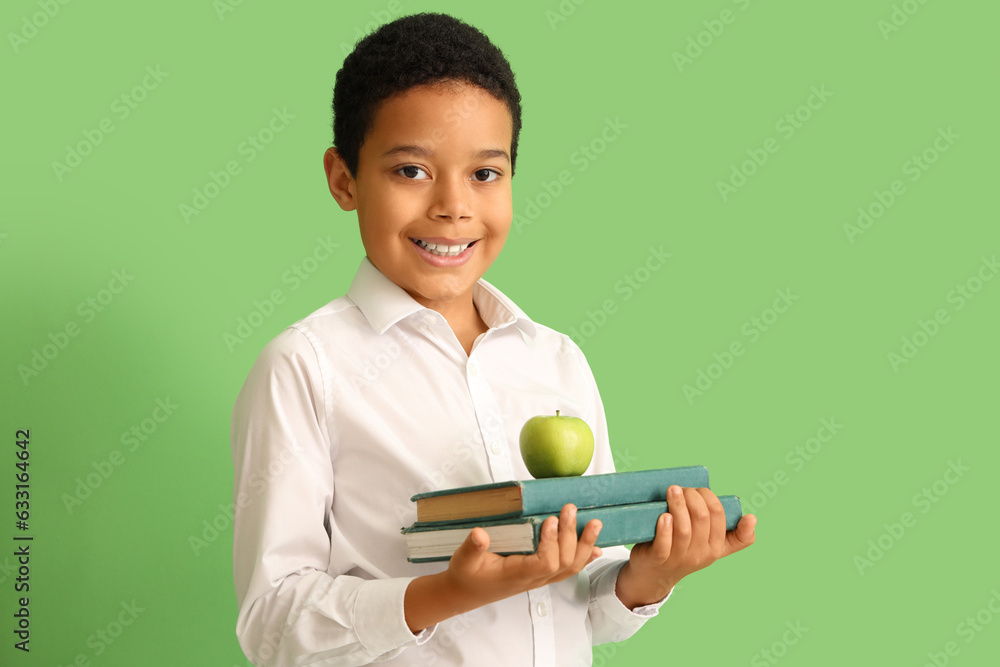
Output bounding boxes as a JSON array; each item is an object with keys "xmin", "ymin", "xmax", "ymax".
[{"xmin": 519, "ymin": 466, "xmax": 712, "ymax": 516}]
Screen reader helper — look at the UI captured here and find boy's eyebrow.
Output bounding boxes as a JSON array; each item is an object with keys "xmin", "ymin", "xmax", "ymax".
[
  {"xmin": 476, "ymin": 148, "xmax": 511, "ymax": 163},
  {"xmin": 381, "ymin": 144, "xmax": 510, "ymax": 164}
]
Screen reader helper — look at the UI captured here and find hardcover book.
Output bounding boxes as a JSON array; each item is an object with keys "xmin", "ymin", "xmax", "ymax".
[
  {"xmin": 403, "ymin": 495, "xmax": 743, "ymax": 562},
  {"xmin": 410, "ymin": 465, "xmax": 712, "ymax": 525}
]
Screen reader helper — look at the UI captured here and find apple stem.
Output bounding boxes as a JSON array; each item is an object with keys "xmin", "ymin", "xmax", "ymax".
[{"xmin": 556, "ymin": 410, "xmax": 560, "ymax": 417}]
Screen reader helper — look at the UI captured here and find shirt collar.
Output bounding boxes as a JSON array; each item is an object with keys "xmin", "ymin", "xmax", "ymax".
[{"xmin": 346, "ymin": 256, "xmax": 537, "ymax": 338}]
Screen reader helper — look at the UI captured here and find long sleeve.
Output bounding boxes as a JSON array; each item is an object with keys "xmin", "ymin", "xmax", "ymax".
[
  {"xmin": 568, "ymin": 340, "xmax": 671, "ymax": 645},
  {"xmin": 231, "ymin": 327, "xmax": 434, "ymax": 666}
]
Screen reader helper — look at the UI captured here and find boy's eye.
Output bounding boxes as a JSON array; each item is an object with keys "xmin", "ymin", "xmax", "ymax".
[
  {"xmin": 473, "ymin": 169, "xmax": 500, "ymax": 182},
  {"xmin": 398, "ymin": 165, "xmax": 429, "ymax": 179}
]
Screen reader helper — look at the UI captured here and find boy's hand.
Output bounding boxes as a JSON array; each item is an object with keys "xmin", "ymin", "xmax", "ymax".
[
  {"xmin": 405, "ymin": 503, "xmax": 601, "ymax": 632},
  {"xmin": 615, "ymin": 486, "xmax": 757, "ymax": 610},
  {"xmin": 441, "ymin": 503, "xmax": 603, "ymax": 613}
]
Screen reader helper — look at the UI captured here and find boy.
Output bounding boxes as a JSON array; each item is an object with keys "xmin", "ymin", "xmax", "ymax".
[{"xmin": 231, "ymin": 12, "xmax": 755, "ymax": 666}]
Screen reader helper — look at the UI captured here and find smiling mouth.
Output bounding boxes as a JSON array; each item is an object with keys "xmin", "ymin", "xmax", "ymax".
[{"xmin": 409, "ymin": 238, "xmax": 478, "ymax": 257}]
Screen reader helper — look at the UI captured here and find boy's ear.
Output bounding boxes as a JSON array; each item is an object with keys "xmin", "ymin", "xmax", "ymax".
[{"xmin": 323, "ymin": 147, "xmax": 357, "ymax": 212}]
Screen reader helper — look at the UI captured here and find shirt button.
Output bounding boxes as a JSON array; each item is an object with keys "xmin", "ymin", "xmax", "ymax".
[
  {"xmin": 490, "ymin": 441, "xmax": 501, "ymax": 455},
  {"xmin": 536, "ymin": 602, "xmax": 548, "ymax": 617},
  {"xmin": 468, "ymin": 362, "xmax": 479, "ymax": 377}
]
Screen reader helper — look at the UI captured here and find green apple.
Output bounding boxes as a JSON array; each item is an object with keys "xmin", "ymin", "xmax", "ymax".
[{"xmin": 519, "ymin": 410, "xmax": 595, "ymax": 478}]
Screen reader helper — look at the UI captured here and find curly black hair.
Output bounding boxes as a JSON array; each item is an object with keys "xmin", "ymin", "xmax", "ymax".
[{"xmin": 332, "ymin": 12, "xmax": 522, "ymax": 178}]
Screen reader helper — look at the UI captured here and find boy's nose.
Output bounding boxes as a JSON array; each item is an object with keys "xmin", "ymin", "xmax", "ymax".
[{"xmin": 428, "ymin": 176, "xmax": 473, "ymax": 220}]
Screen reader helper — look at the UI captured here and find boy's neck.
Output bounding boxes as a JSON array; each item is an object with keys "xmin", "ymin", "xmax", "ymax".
[
  {"xmin": 416, "ymin": 293, "xmax": 489, "ymax": 357},
  {"xmin": 454, "ymin": 306, "xmax": 490, "ymax": 357}
]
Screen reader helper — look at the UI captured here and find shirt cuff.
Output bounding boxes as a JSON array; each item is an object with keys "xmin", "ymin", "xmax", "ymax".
[
  {"xmin": 590, "ymin": 561, "xmax": 672, "ymax": 628},
  {"xmin": 353, "ymin": 577, "xmax": 437, "ymax": 655}
]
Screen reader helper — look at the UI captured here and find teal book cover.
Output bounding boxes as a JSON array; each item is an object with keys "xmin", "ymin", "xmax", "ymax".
[{"xmin": 411, "ymin": 465, "xmax": 712, "ymax": 524}]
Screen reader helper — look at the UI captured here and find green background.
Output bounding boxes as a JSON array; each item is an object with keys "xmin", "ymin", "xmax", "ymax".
[{"xmin": 2, "ymin": 0, "xmax": 997, "ymax": 664}]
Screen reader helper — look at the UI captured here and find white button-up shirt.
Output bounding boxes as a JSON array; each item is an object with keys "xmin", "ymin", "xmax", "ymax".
[{"xmin": 231, "ymin": 257, "xmax": 667, "ymax": 666}]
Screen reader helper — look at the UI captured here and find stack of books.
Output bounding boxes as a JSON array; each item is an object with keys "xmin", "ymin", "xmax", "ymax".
[{"xmin": 401, "ymin": 465, "xmax": 742, "ymax": 562}]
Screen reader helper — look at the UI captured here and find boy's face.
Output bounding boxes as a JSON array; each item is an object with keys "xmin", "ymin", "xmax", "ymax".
[{"xmin": 326, "ymin": 81, "xmax": 513, "ymax": 315}]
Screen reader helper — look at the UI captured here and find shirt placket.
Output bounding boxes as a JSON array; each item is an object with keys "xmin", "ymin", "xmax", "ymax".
[
  {"xmin": 467, "ymin": 354, "xmax": 555, "ymax": 666},
  {"xmin": 527, "ymin": 587, "xmax": 555, "ymax": 666},
  {"xmin": 465, "ymin": 357, "xmax": 514, "ymax": 482}
]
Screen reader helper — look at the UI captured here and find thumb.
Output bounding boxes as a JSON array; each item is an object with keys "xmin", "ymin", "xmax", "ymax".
[
  {"xmin": 451, "ymin": 527, "xmax": 490, "ymax": 569},
  {"xmin": 724, "ymin": 514, "xmax": 757, "ymax": 556}
]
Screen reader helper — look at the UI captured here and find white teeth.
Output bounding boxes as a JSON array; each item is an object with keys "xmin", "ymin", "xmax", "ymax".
[{"xmin": 413, "ymin": 239, "xmax": 472, "ymax": 257}]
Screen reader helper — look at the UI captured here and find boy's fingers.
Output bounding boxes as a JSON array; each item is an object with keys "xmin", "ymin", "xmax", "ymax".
[
  {"xmin": 533, "ymin": 515, "xmax": 560, "ymax": 571},
  {"xmin": 724, "ymin": 514, "xmax": 757, "ymax": 556},
  {"xmin": 685, "ymin": 488, "xmax": 710, "ymax": 549},
  {"xmin": 698, "ymin": 488, "xmax": 727, "ymax": 554},
  {"xmin": 557, "ymin": 504, "xmax": 579, "ymax": 570},
  {"xmin": 573, "ymin": 519, "xmax": 602, "ymax": 571},
  {"xmin": 586, "ymin": 546, "xmax": 603, "ymax": 566},
  {"xmin": 650, "ymin": 513, "xmax": 673, "ymax": 562},
  {"xmin": 667, "ymin": 486, "xmax": 692, "ymax": 553}
]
